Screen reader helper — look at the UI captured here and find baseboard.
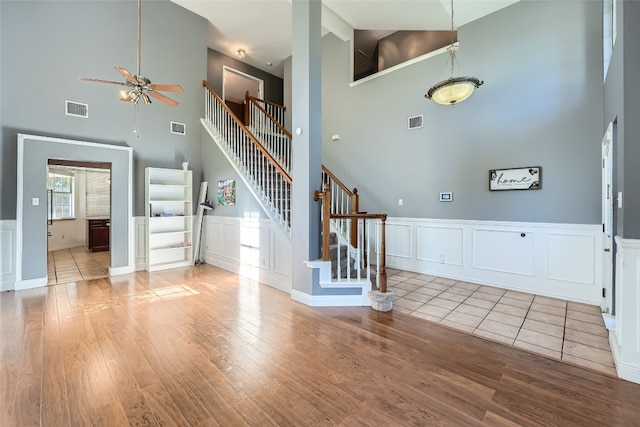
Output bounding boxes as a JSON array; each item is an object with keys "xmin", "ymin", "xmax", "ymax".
[
  {"xmin": 1, "ymin": 281, "xmax": 15, "ymax": 292},
  {"xmin": 109, "ymin": 265, "xmax": 135, "ymax": 276},
  {"xmin": 15, "ymin": 277, "xmax": 48, "ymax": 291},
  {"xmin": 291, "ymin": 289, "xmax": 369, "ymax": 307}
]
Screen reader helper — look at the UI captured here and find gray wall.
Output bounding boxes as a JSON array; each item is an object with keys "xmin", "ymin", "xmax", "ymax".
[
  {"xmin": 321, "ymin": 0, "xmax": 603, "ymax": 224},
  {"xmin": 207, "ymin": 49, "xmax": 284, "ymax": 105},
  {"xmin": 1, "ymin": 0, "xmax": 207, "ymax": 219},
  {"xmin": 619, "ymin": 1, "xmax": 640, "ymax": 239},
  {"xmin": 200, "ymin": 132, "xmax": 265, "ymax": 218}
]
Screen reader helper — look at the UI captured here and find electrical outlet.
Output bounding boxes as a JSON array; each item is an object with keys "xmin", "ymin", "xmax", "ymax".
[{"xmin": 398, "ymin": 198, "xmax": 403, "ymax": 206}]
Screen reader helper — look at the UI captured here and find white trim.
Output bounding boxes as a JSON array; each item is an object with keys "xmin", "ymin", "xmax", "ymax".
[
  {"xmin": 291, "ymin": 289, "xmax": 369, "ymax": 307},
  {"xmin": 349, "ymin": 43, "xmax": 456, "ymax": 87},
  {"xmin": 108, "ymin": 265, "xmax": 135, "ymax": 276},
  {"xmin": 203, "ymin": 215, "xmax": 292, "ymax": 294},
  {"xmin": 16, "ymin": 138, "xmax": 24, "ymax": 282},
  {"xmin": 610, "ymin": 236, "xmax": 640, "ymax": 384},
  {"xmin": 16, "ymin": 134, "xmax": 134, "ymax": 288},
  {"xmin": 222, "ymin": 65, "xmax": 264, "ymax": 102},
  {"xmin": 383, "ymin": 217, "xmax": 602, "ymax": 305},
  {"xmin": 15, "ymin": 277, "xmax": 47, "ymax": 291},
  {"xmin": 0, "ymin": 220, "xmax": 17, "ymax": 291}
]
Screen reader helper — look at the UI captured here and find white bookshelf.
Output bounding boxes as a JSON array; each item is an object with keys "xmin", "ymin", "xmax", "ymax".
[{"xmin": 145, "ymin": 167, "xmax": 193, "ymax": 271}]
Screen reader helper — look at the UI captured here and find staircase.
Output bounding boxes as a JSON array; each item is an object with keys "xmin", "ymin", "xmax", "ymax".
[{"xmin": 201, "ymin": 81, "xmax": 388, "ymax": 306}]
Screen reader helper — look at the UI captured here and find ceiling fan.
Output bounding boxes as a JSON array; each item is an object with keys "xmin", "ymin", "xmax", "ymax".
[{"xmin": 80, "ymin": 0, "xmax": 183, "ymax": 106}]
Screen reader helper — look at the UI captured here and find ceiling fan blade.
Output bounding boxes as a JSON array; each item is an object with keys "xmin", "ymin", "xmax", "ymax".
[
  {"xmin": 148, "ymin": 90, "xmax": 179, "ymax": 107},
  {"xmin": 114, "ymin": 66, "xmax": 137, "ymax": 84},
  {"xmin": 80, "ymin": 77, "xmax": 128, "ymax": 86},
  {"xmin": 149, "ymin": 84, "xmax": 184, "ymax": 93}
]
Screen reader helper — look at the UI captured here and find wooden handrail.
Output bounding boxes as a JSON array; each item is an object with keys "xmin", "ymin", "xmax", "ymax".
[
  {"xmin": 245, "ymin": 93, "xmax": 292, "ymax": 139},
  {"xmin": 322, "ymin": 165, "xmax": 357, "ymax": 198},
  {"xmin": 330, "ymin": 213, "xmax": 386, "ymax": 221},
  {"xmin": 246, "ymin": 93, "xmax": 287, "ymax": 111},
  {"xmin": 202, "ymin": 81, "xmax": 292, "ymax": 185}
]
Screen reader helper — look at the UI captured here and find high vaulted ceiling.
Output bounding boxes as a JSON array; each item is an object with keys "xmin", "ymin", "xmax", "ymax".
[{"xmin": 171, "ymin": 0, "xmax": 520, "ymax": 78}]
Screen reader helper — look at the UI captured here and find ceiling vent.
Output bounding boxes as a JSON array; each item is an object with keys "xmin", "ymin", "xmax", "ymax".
[
  {"xmin": 408, "ymin": 114, "xmax": 423, "ymax": 130},
  {"xmin": 65, "ymin": 100, "xmax": 88, "ymax": 118},
  {"xmin": 171, "ymin": 121, "xmax": 186, "ymax": 135}
]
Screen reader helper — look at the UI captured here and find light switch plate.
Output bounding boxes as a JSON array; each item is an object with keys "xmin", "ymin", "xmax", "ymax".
[{"xmin": 32, "ymin": 197, "xmax": 39, "ymax": 206}]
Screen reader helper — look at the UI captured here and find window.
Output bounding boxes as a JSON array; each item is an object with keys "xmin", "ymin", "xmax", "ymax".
[
  {"xmin": 47, "ymin": 170, "xmax": 75, "ymax": 220},
  {"xmin": 85, "ymin": 170, "xmax": 111, "ymax": 218}
]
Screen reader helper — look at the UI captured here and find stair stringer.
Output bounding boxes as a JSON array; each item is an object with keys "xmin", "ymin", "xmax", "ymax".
[{"xmin": 201, "ymin": 118, "xmax": 290, "ymax": 243}]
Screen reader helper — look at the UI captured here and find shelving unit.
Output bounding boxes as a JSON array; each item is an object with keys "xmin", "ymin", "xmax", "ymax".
[{"xmin": 145, "ymin": 167, "xmax": 193, "ymax": 271}]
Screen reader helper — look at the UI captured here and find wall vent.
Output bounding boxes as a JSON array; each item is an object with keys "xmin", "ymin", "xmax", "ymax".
[
  {"xmin": 408, "ymin": 114, "xmax": 423, "ymax": 130},
  {"xmin": 65, "ymin": 100, "xmax": 88, "ymax": 118},
  {"xmin": 171, "ymin": 121, "xmax": 186, "ymax": 135}
]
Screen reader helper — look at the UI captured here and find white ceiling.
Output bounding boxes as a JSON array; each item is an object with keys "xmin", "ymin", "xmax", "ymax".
[{"xmin": 171, "ymin": 0, "xmax": 520, "ymax": 78}]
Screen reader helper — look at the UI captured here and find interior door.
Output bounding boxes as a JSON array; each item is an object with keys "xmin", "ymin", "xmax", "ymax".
[{"xmin": 601, "ymin": 122, "xmax": 614, "ymax": 313}]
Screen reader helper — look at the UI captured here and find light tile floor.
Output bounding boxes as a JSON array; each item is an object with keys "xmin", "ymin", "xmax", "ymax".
[
  {"xmin": 387, "ymin": 268, "xmax": 617, "ymax": 376},
  {"xmin": 47, "ymin": 246, "xmax": 110, "ymax": 285}
]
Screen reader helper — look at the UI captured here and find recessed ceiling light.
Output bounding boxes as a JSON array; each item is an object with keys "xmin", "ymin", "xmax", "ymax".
[{"xmin": 266, "ymin": 62, "xmax": 273, "ymax": 66}]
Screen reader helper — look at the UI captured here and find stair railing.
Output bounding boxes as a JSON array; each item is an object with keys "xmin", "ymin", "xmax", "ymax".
[
  {"xmin": 321, "ymin": 166, "xmax": 360, "ymax": 248},
  {"xmin": 314, "ymin": 184, "xmax": 388, "ymax": 292},
  {"xmin": 203, "ymin": 81, "xmax": 292, "ymax": 233},
  {"xmin": 245, "ymin": 93, "xmax": 292, "ymax": 174}
]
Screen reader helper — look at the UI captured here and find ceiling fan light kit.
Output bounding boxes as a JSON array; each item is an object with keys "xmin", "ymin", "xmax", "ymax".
[
  {"xmin": 80, "ymin": 0, "xmax": 183, "ymax": 107},
  {"xmin": 425, "ymin": 0, "xmax": 483, "ymax": 105}
]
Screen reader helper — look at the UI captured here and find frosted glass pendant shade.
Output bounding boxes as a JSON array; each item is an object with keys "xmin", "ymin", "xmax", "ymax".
[{"xmin": 426, "ymin": 76, "xmax": 483, "ymax": 105}]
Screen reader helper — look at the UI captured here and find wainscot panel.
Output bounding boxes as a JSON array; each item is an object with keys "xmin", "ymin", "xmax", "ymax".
[
  {"xmin": 204, "ymin": 216, "xmax": 292, "ymax": 294},
  {"xmin": 383, "ymin": 218, "xmax": 602, "ymax": 305},
  {"xmin": 1, "ymin": 220, "xmax": 17, "ymax": 291},
  {"xmin": 609, "ymin": 237, "xmax": 640, "ymax": 384},
  {"xmin": 416, "ymin": 225, "xmax": 463, "ymax": 266}
]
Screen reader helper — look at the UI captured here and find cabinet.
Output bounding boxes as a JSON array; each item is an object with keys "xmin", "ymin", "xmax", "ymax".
[
  {"xmin": 87, "ymin": 219, "xmax": 110, "ymax": 252},
  {"xmin": 145, "ymin": 167, "xmax": 193, "ymax": 271}
]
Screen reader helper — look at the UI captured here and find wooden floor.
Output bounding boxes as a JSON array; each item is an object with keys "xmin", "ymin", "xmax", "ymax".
[{"xmin": 2, "ymin": 265, "xmax": 640, "ymax": 426}]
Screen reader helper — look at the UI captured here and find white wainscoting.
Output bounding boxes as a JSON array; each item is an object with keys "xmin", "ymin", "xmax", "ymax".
[
  {"xmin": 134, "ymin": 216, "xmax": 147, "ymax": 271},
  {"xmin": 383, "ymin": 218, "xmax": 603, "ymax": 305},
  {"xmin": 204, "ymin": 215, "xmax": 292, "ymax": 294},
  {"xmin": 1, "ymin": 220, "xmax": 17, "ymax": 291},
  {"xmin": 609, "ymin": 237, "xmax": 640, "ymax": 384}
]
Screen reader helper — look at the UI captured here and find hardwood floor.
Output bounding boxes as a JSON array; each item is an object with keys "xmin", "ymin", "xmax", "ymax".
[{"xmin": 2, "ymin": 264, "xmax": 639, "ymax": 426}]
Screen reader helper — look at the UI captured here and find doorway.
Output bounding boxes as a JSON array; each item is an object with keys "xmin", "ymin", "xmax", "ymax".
[
  {"xmin": 16, "ymin": 134, "xmax": 132, "ymax": 291},
  {"xmin": 46, "ymin": 159, "xmax": 112, "ymax": 285},
  {"xmin": 222, "ymin": 65, "xmax": 263, "ymax": 123}
]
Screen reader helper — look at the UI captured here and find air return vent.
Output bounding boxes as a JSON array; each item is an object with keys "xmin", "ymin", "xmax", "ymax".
[
  {"xmin": 170, "ymin": 121, "xmax": 186, "ymax": 135},
  {"xmin": 65, "ymin": 100, "xmax": 88, "ymax": 118},
  {"xmin": 408, "ymin": 114, "xmax": 423, "ymax": 130}
]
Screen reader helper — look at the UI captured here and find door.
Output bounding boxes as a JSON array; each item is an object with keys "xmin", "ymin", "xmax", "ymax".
[{"xmin": 601, "ymin": 122, "xmax": 614, "ymax": 313}]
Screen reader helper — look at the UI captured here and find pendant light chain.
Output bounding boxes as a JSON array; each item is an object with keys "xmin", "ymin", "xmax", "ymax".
[{"xmin": 425, "ymin": 0, "xmax": 484, "ymax": 105}]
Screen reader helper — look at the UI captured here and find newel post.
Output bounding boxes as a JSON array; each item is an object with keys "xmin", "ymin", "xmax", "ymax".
[
  {"xmin": 244, "ymin": 91, "xmax": 250, "ymax": 126},
  {"xmin": 379, "ymin": 215, "xmax": 387, "ymax": 293},
  {"xmin": 313, "ymin": 184, "xmax": 331, "ymax": 261},
  {"xmin": 350, "ymin": 188, "xmax": 359, "ymax": 248}
]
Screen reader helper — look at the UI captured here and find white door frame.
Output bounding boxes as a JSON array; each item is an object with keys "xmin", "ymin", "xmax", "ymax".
[
  {"xmin": 222, "ymin": 65, "xmax": 264, "ymax": 102},
  {"xmin": 16, "ymin": 134, "xmax": 133, "ymax": 290},
  {"xmin": 601, "ymin": 122, "xmax": 614, "ymax": 313}
]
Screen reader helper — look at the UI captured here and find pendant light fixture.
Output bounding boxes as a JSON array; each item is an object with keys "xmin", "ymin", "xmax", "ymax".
[{"xmin": 425, "ymin": 0, "xmax": 483, "ymax": 105}]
